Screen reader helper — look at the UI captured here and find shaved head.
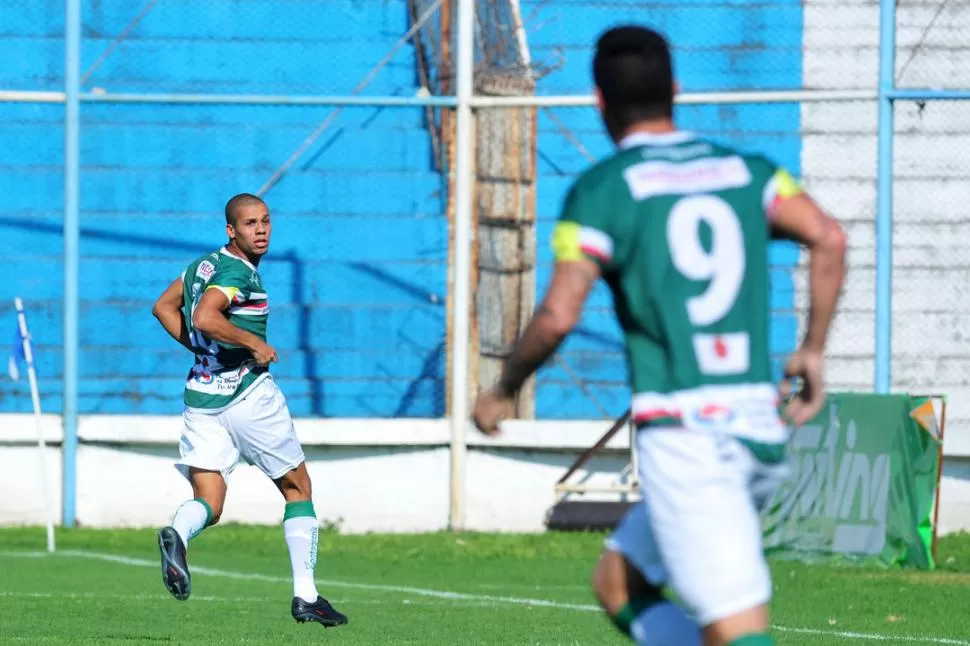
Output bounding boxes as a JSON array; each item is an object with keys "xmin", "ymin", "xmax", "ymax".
[
  {"xmin": 225, "ymin": 193, "xmax": 266, "ymax": 226},
  {"xmin": 223, "ymin": 193, "xmax": 272, "ymax": 263}
]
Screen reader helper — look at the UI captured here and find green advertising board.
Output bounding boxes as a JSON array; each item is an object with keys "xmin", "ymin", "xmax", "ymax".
[{"xmin": 762, "ymin": 393, "xmax": 943, "ymax": 569}]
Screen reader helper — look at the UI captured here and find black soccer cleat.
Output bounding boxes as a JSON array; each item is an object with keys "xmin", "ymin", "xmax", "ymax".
[
  {"xmin": 157, "ymin": 526, "xmax": 191, "ymax": 601},
  {"xmin": 291, "ymin": 595, "xmax": 348, "ymax": 628}
]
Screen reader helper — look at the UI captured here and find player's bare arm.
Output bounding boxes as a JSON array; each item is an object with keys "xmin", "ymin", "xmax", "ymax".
[
  {"xmin": 192, "ymin": 288, "xmax": 278, "ymax": 367},
  {"xmin": 152, "ymin": 277, "xmax": 194, "ymax": 352},
  {"xmin": 770, "ymin": 191, "xmax": 847, "ymax": 426},
  {"xmin": 473, "ymin": 259, "xmax": 601, "ymax": 435}
]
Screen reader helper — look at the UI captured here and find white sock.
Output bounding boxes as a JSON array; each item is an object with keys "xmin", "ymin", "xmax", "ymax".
[
  {"xmin": 283, "ymin": 504, "xmax": 320, "ymax": 603},
  {"xmin": 631, "ymin": 601, "xmax": 702, "ymax": 646},
  {"xmin": 171, "ymin": 499, "xmax": 211, "ymax": 548}
]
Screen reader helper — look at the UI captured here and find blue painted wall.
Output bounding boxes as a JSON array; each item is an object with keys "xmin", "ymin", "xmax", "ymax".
[
  {"xmin": 0, "ymin": 0, "xmax": 801, "ymax": 420},
  {"xmin": 523, "ymin": 0, "xmax": 803, "ymax": 418},
  {"xmin": 0, "ymin": 0, "xmax": 447, "ymax": 417}
]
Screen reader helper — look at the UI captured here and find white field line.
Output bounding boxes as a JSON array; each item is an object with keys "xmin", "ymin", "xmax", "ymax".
[
  {"xmin": 771, "ymin": 626, "xmax": 970, "ymax": 645},
  {"xmin": 1, "ymin": 550, "xmax": 968, "ymax": 645},
  {"xmin": 0, "ymin": 590, "xmax": 505, "ymax": 608}
]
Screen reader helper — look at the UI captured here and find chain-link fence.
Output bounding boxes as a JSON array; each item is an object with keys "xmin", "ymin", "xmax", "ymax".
[
  {"xmin": 519, "ymin": 0, "xmax": 821, "ymax": 94},
  {"xmin": 796, "ymin": 100, "xmax": 879, "ymax": 395},
  {"xmin": 522, "ymin": 100, "xmax": 882, "ymax": 420},
  {"xmin": 464, "ymin": 0, "xmax": 880, "ymax": 420},
  {"xmin": 3, "ymin": 1, "xmax": 451, "ymax": 419},
  {"xmin": 2, "ymin": 0, "xmax": 965, "ymax": 429},
  {"xmin": 890, "ymin": 0, "xmax": 970, "ymax": 440},
  {"xmin": 891, "ymin": 98, "xmax": 970, "ymax": 436},
  {"xmin": 78, "ymin": 100, "xmax": 448, "ymax": 417},
  {"xmin": 1, "ymin": 1, "xmax": 66, "ymax": 413},
  {"xmin": 894, "ymin": 0, "xmax": 970, "ymax": 90},
  {"xmin": 80, "ymin": 0, "xmax": 427, "ymax": 96}
]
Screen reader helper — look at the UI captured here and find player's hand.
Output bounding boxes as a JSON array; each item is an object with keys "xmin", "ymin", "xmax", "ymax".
[
  {"xmin": 472, "ymin": 387, "xmax": 514, "ymax": 437},
  {"xmin": 780, "ymin": 348, "xmax": 825, "ymax": 427},
  {"xmin": 252, "ymin": 341, "xmax": 279, "ymax": 367}
]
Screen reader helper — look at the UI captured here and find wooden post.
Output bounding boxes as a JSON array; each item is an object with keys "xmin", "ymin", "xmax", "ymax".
[{"xmin": 474, "ymin": 71, "xmax": 538, "ymax": 418}]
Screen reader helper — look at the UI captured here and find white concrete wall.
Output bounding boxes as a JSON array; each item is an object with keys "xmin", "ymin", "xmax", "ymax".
[
  {"xmin": 0, "ymin": 415, "xmax": 635, "ymax": 533},
  {"xmin": 803, "ymin": 0, "xmax": 970, "ymax": 448},
  {"xmin": 3, "ymin": 414, "xmax": 969, "ymax": 535}
]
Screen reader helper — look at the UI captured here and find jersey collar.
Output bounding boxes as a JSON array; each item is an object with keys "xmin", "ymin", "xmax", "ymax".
[
  {"xmin": 619, "ymin": 131, "xmax": 694, "ymax": 149},
  {"xmin": 220, "ymin": 245, "xmax": 257, "ymax": 272}
]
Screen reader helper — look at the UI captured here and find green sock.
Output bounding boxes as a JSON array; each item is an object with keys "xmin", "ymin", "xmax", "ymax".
[
  {"xmin": 283, "ymin": 500, "xmax": 315, "ymax": 520},
  {"xmin": 609, "ymin": 597, "xmax": 652, "ymax": 637},
  {"xmin": 729, "ymin": 634, "xmax": 775, "ymax": 646},
  {"xmin": 610, "ymin": 603, "xmax": 637, "ymax": 636}
]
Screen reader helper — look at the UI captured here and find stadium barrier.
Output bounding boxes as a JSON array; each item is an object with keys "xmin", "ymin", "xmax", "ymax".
[{"xmin": 548, "ymin": 393, "xmax": 945, "ymax": 569}]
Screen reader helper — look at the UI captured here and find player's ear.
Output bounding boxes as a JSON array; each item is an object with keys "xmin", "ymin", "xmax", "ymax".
[
  {"xmin": 595, "ymin": 87, "xmax": 606, "ymax": 115},
  {"xmin": 225, "ymin": 222, "xmax": 235, "ymax": 240},
  {"xmin": 672, "ymin": 80, "xmax": 680, "ymax": 96}
]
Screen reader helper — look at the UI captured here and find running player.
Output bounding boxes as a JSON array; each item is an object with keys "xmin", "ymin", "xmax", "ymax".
[
  {"xmin": 151, "ymin": 193, "xmax": 348, "ymax": 628},
  {"xmin": 472, "ymin": 26, "xmax": 846, "ymax": 646}
]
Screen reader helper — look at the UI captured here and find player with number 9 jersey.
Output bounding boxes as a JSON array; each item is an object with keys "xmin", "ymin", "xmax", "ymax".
[
  {"xmin": 552, "ymin": 134, "xmax": 801, "ymax": 448},
  {"xmin": 472, "ymin": 25, "xmax": 846, "ymax": 646}
]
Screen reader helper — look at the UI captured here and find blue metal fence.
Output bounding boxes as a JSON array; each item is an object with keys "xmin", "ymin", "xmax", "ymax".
[{"xmin": 0, "ymin": 0, "xmax": 930, "ymax": 527}]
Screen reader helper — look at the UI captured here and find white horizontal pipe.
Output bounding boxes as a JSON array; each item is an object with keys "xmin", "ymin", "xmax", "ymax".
[
  {"xmin": 0, "ymin": 89, "xmax": 879, "ymax": 107},
  {"xmin": 0, "ymin": 90, "xmax": 66, "ymax": 103},
  {"xmin": 470, "ymin": 89, "xmax": 878, "ymax": 108}
]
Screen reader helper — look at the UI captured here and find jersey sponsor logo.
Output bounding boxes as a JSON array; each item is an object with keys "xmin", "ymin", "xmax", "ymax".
[
  {"xmin": 192, "ymin": 367, "xmax": 214, "ymax": 384},
  {"xmin": 633, "ymin": 383, "xmax": 786, "ymax": 444},
  {"xmin": 196, "ymin": 260, "xmax": 216, "ymax": 282},
  {"xmin": 639, "ymin": 142, "xmax": 713, "ymax": 161},
  {"xmin": 623, "ymin": 155, "xmax": 752, "ymax": 201},
  {"xmin": 190, "ymin": 356, "xmax": 219, "ymax": 384},
  {"xmin": 692, "ymin": 403, "xmax": 736, "ymax": 426},
  {"xmin": 186, "ymin": 363, "xmax": 247, "ymax": 394},
  {"xmin": 692, "ymin": 333, "xmax": 750, "ymax": 376}
]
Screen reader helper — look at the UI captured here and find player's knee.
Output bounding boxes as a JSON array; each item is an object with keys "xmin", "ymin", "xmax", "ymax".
[
  {"xmin": 190, "ymin": 490, "xmax": 225, "ymax": 528},
  {"xmin": 276, "ymin": 464, "xmax": 312, "ymax": 502}
]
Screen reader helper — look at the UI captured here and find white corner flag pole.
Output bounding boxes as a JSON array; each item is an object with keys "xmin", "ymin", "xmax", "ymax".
[{"xmin": 15, "ymin": 297, "xmax": 56, "ymax": 553}]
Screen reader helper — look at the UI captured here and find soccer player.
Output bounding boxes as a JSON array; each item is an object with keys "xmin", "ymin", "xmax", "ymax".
[
  {"xmin": 150, "ymin": 193, "xmax": 348, "ymax": 628},
  {"xmin": 472, "ymin": 26, "xmax": 846, "ymax": 646}
]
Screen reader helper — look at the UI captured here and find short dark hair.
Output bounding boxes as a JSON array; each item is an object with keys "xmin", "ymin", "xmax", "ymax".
[
  {"xmin": 593, "ymin": 26, "xmax": 674, "ymax": 133},
  {"xmin": 224, "ymin": 193, "xmax": 265, "ymax": 225}
]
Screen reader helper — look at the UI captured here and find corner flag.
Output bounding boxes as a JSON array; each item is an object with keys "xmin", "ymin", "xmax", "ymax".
[
  {"xmin": 8, "ymin": 297, "xmax": 56, "ymax": 552},
  {"xmin": 8, "ymin": 320, "xmax": 26, "ymax": 381}
]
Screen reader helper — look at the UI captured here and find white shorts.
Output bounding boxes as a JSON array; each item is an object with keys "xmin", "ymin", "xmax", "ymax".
[
  {"xmin": 605, "ymin": 429, "xmax": 789, "ymax": 626},
  {"xmin": 176, "ymin": 376, "xmax": 305, "ymax": 482}
]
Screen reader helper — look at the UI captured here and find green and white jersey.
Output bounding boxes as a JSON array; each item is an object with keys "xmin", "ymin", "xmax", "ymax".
[
  {"xmin": 552, "ymin": 131, "xmax": 803, "ymax": 444},
  {"xmin": 180, "ymin": 247, "xmax": 270, "ymax": 412}
]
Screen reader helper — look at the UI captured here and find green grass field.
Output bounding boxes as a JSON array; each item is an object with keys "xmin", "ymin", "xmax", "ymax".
[{"xmin": 1, "ymin": 526, "xmax": 969, "ymax": 645}]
